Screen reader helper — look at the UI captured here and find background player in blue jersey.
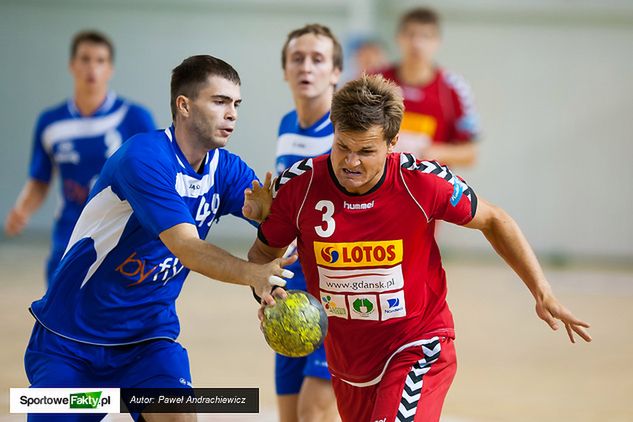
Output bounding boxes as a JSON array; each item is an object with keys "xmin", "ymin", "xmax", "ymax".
[
  {"xmin": 273, "ymin": 24, "xmax": 342, "ymax": 422},
  {"xmin": 4, "ymin": 30, "xmax": 156, "ymax": 285},
  {"xmin": 24, "ymin": 55, "xmax": 295, "ymax": 422}
]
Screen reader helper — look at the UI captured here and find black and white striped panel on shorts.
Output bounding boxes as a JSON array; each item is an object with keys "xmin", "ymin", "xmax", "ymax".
[{"xmin": 396, "ymin": 337, "xmax": 441, "ymax": 422}]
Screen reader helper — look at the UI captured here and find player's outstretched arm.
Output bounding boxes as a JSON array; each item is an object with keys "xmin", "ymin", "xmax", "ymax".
[
  {"xmin": 160, "ymin": 223, "xmax": 296, "ymax": 296},
  {"xmin": 464, "ymin": 198, "xmax": 592, "ymax": 343},
  {"xmin": 242, "ymin": 171, "xmax": 274, "ymax": 223},
  {"xmin": 4, "ymin": 179, "xmax": 49, "ymax": 236}
]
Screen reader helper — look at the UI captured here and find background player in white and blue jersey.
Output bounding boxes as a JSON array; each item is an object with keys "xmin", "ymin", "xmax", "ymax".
[
  {"xmin": 24, "ymin": 55, "xmax": 295, "ymax": 422},
  {"xmin": 273, "ymin": 24, "xmax": 342, "ymax": 422},
  {"xmin": 4, "ymin": 30, "xmax": 156, "ymax": 285}
]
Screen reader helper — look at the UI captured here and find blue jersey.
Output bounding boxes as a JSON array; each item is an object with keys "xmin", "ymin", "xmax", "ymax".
[
  {"xmin": 275, "ymin": 110, "xmax": 333, "ymax": 175},
  {"xmin": 29, "ymin": 92, "xmax": 156, "ymax": 279},
  {"xmin": 275, "ymin": 110, "xmax": 333, "ymax": 290},
  {"xmin": 30, "ymin": 126, "xmax": 257, "ymax": 346}
]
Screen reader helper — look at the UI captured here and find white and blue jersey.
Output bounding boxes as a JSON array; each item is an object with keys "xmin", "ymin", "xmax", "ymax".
[
  {"xmin": 30, "ymin": 126, "xmax": 257, "ymax": 346},
  {"xmin": 275, "ymin": 110, "xmax": 333, "ymax": 291},
  {"xmin": 29, "ymin": 92, "xmax": 156, "ymax": 281}
]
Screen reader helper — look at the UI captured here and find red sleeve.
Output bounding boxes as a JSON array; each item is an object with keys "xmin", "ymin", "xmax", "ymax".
[
  {"xmin": 444, "ymin": 71, "xmax": 479, "ymax": 143},
  {"xmin": 258, "ymin": 159, "xmax": 312, "ymax": 248},
  {"xmin": 401, "ymin": 154, "xmax": 477, "ymax": 225}
]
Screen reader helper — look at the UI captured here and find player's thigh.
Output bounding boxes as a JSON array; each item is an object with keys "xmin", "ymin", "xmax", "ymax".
[
  {"xmin": 25, "ymin": 325, "xmax": 105, "ymax": 422},
  {"xmin": 371, "ymin": 337, "xmax": 457, "ymax": 422},
  {"xmin": 297, "ymin": 377, "xmax": 338, "ymax": 422},
  {"xmin": 25, "ymin": 323, "xmax": 91, "ymax": 387},
  {"xmin": 275, "ymin": 353, "xmax": 307, "ymax": 395},
  {"xmin": 117, "ymin": 340, "xmax": 193, "ymax": 421},
  {"xmin": 277, "ymin": 394, "xmax": 299, "ymax": 422},
  {"xmin": 122, "ymin": 340, "xmax": 192, "ymax": 388},
  {"xmin": 330, "ymin": 377, "xmax": 376, "ymax": 422},
  {"xmin": 297, "ymin": 345, "xmax": 336, "ymax": 419}
]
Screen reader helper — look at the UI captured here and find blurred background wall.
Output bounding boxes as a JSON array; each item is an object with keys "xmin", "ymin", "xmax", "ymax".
[{"xmin": 1, "ymin": 0, "xmax": 632, "ymax": 261}]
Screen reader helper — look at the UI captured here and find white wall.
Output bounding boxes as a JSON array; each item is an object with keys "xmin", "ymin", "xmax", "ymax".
[{"xmin": 1, "ymin": 0, "xmax": 632, "ymax": 258}]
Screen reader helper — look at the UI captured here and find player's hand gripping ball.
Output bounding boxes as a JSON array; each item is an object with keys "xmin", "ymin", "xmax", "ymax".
[{"xmin": 262, "ymin": 290, "xmax": 328, "ymax": 357}]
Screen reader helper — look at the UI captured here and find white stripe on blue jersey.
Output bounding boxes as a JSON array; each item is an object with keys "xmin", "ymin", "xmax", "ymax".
[{"xmin": 275, "ymin": 110, "xmax": 333, "ymax": 175}]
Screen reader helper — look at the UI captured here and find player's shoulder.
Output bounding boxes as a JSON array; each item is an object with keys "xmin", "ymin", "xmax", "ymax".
[
  {"xmin": 215, "ymin": 147, "xmax": 251, "ymax": 172},
  {"xmin": 120, "ymin": 128, "xmax": 170, "ymax": 161},
  {"xmin": 438, "ymin": 68, "xmax": 472, "ymax": 93},
  {"xmin": 272, "ymin": 155, "xmax": 320, "ymax": 198},
  {"xmin": 398, "ymin": 152, "xmax": 458, "ymax": 185},
  {"xmin": 278, "ymin": 110, "xmax": 298, "ymax": 135},
  {"xmin": 36, "ymin": 99, "xmax": 71, "ymax": 125}
]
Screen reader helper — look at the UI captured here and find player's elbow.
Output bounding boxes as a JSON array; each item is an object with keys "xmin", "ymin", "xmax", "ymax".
[{"xmin": 484, "ymin": 203, "xmax": 514, "ymax": 235}]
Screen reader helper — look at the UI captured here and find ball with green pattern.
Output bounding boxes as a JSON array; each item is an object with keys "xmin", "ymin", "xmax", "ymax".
[{"xmin": 262, "ymin": 290, "xmax": 328, "ymax": 357}]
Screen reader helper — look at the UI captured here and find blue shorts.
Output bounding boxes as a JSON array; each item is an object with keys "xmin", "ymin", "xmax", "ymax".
[
  {"xmin": 25, "ymin": 322, "xmax": 192, "ymax": 421},
  {"xmin": 275, "ymin": 343, "xmax": 331, "ymax": 395}
]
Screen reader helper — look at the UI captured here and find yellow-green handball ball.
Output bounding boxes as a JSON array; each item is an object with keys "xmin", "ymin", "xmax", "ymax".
[{"xmin": 262, "ymin": 290, "xmax": 328, "ymax": 357}]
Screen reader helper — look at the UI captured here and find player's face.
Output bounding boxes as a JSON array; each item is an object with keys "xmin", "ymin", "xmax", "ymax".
[
  {"xmin": 187, "ymin": 76, "xmax": 241, "ymax": 149},
  {"xmin": 284, "ymin": 33, "xmax": 341, "ymax": 101},
  {"xmin": 397, "ymin": 22, "xmax": 440, "ymax": 64},
  {"xmin": 330, "ymin": 125, "xmax": 395, "ymax": 195},
  {"xmin": 69, "ymin": 42, "xmax": 113, "ymax": 93}
]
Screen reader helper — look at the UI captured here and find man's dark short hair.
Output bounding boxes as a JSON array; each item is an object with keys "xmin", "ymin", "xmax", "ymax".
[
  {"xmin": 71, "ymin": 30, "xmax": 114, "ymax": 62},
  {"xmin": 170, "ymin": 55, "xmax": 241, "ymax": 119}
]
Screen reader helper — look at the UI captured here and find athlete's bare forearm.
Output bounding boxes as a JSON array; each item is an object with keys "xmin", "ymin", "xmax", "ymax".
[
  {"xmin": 5, "ymin": 179, "xmax": 50, "ymax": 236},
  {"xmin": 466, "ymin": 200, "xmax": 551, "ymax": 301}
]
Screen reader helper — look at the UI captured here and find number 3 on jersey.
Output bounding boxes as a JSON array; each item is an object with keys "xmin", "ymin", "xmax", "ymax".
[{"xmin": 315, "ymin": 200, "xmax": 335, "ymax": 238}]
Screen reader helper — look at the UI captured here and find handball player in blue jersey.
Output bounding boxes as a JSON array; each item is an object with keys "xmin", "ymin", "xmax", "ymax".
[
  {"xmin": 24, "ymin": 55, "xmax": 296, "ymax": 422},
  {"xmin": 272, "ymin": 24, "xmax": 342, "ymax": 422},
  {"xmin": 4, "ymin": 31, "xmax": 156, "ymax": 285}
]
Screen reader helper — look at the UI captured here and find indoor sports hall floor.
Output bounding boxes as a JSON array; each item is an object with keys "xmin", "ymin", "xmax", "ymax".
[{"xmin": 1, "ymin": 237, "xmax": 631, "ymax": 422}]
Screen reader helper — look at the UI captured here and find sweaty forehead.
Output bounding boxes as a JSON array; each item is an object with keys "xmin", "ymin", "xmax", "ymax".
[{"xmin": 335, "ymin": 126, "xmax": 385, "ymax": 148}]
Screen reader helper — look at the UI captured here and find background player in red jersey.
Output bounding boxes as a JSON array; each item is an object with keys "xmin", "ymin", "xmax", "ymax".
[
  {"xmin": 248, "ymin": 74, "xmax": 591, "ymax": 422},
  {"xmin": 378, "ymin": 7, "xmax": 478, "ymax": 168}
]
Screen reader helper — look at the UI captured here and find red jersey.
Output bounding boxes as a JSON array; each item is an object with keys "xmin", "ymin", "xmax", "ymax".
[
  {"xmin": 379, "ymin": 66, "xmax": 478, "ymax": 151},
  {"xmin": 259, "ymin": 153, "xmax": 477, "ymax": 385}
]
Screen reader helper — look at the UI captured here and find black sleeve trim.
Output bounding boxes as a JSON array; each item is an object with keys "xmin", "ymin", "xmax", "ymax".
[{"xmin": 257, "ymin": 225, "xmax": 270, "ymax": 246}]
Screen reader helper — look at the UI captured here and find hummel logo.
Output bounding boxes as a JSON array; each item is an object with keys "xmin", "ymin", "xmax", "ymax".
[{"xmin": 344, "ymin": 200, "xmax": 374, "ymax": 211}]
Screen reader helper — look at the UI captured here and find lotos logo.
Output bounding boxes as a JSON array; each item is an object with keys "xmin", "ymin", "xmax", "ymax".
[
  {"xmin": 320, "ymin": 247, "xmax": 340, "ymax": 264},
  {"xmin": 314, "ymin": 240, "xmax": 403, "ymax": 268}
]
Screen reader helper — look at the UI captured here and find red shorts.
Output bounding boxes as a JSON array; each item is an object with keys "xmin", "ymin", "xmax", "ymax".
[{"xmin": 331, "ymin": 336, "xmax": 456, "ymax": 422}]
